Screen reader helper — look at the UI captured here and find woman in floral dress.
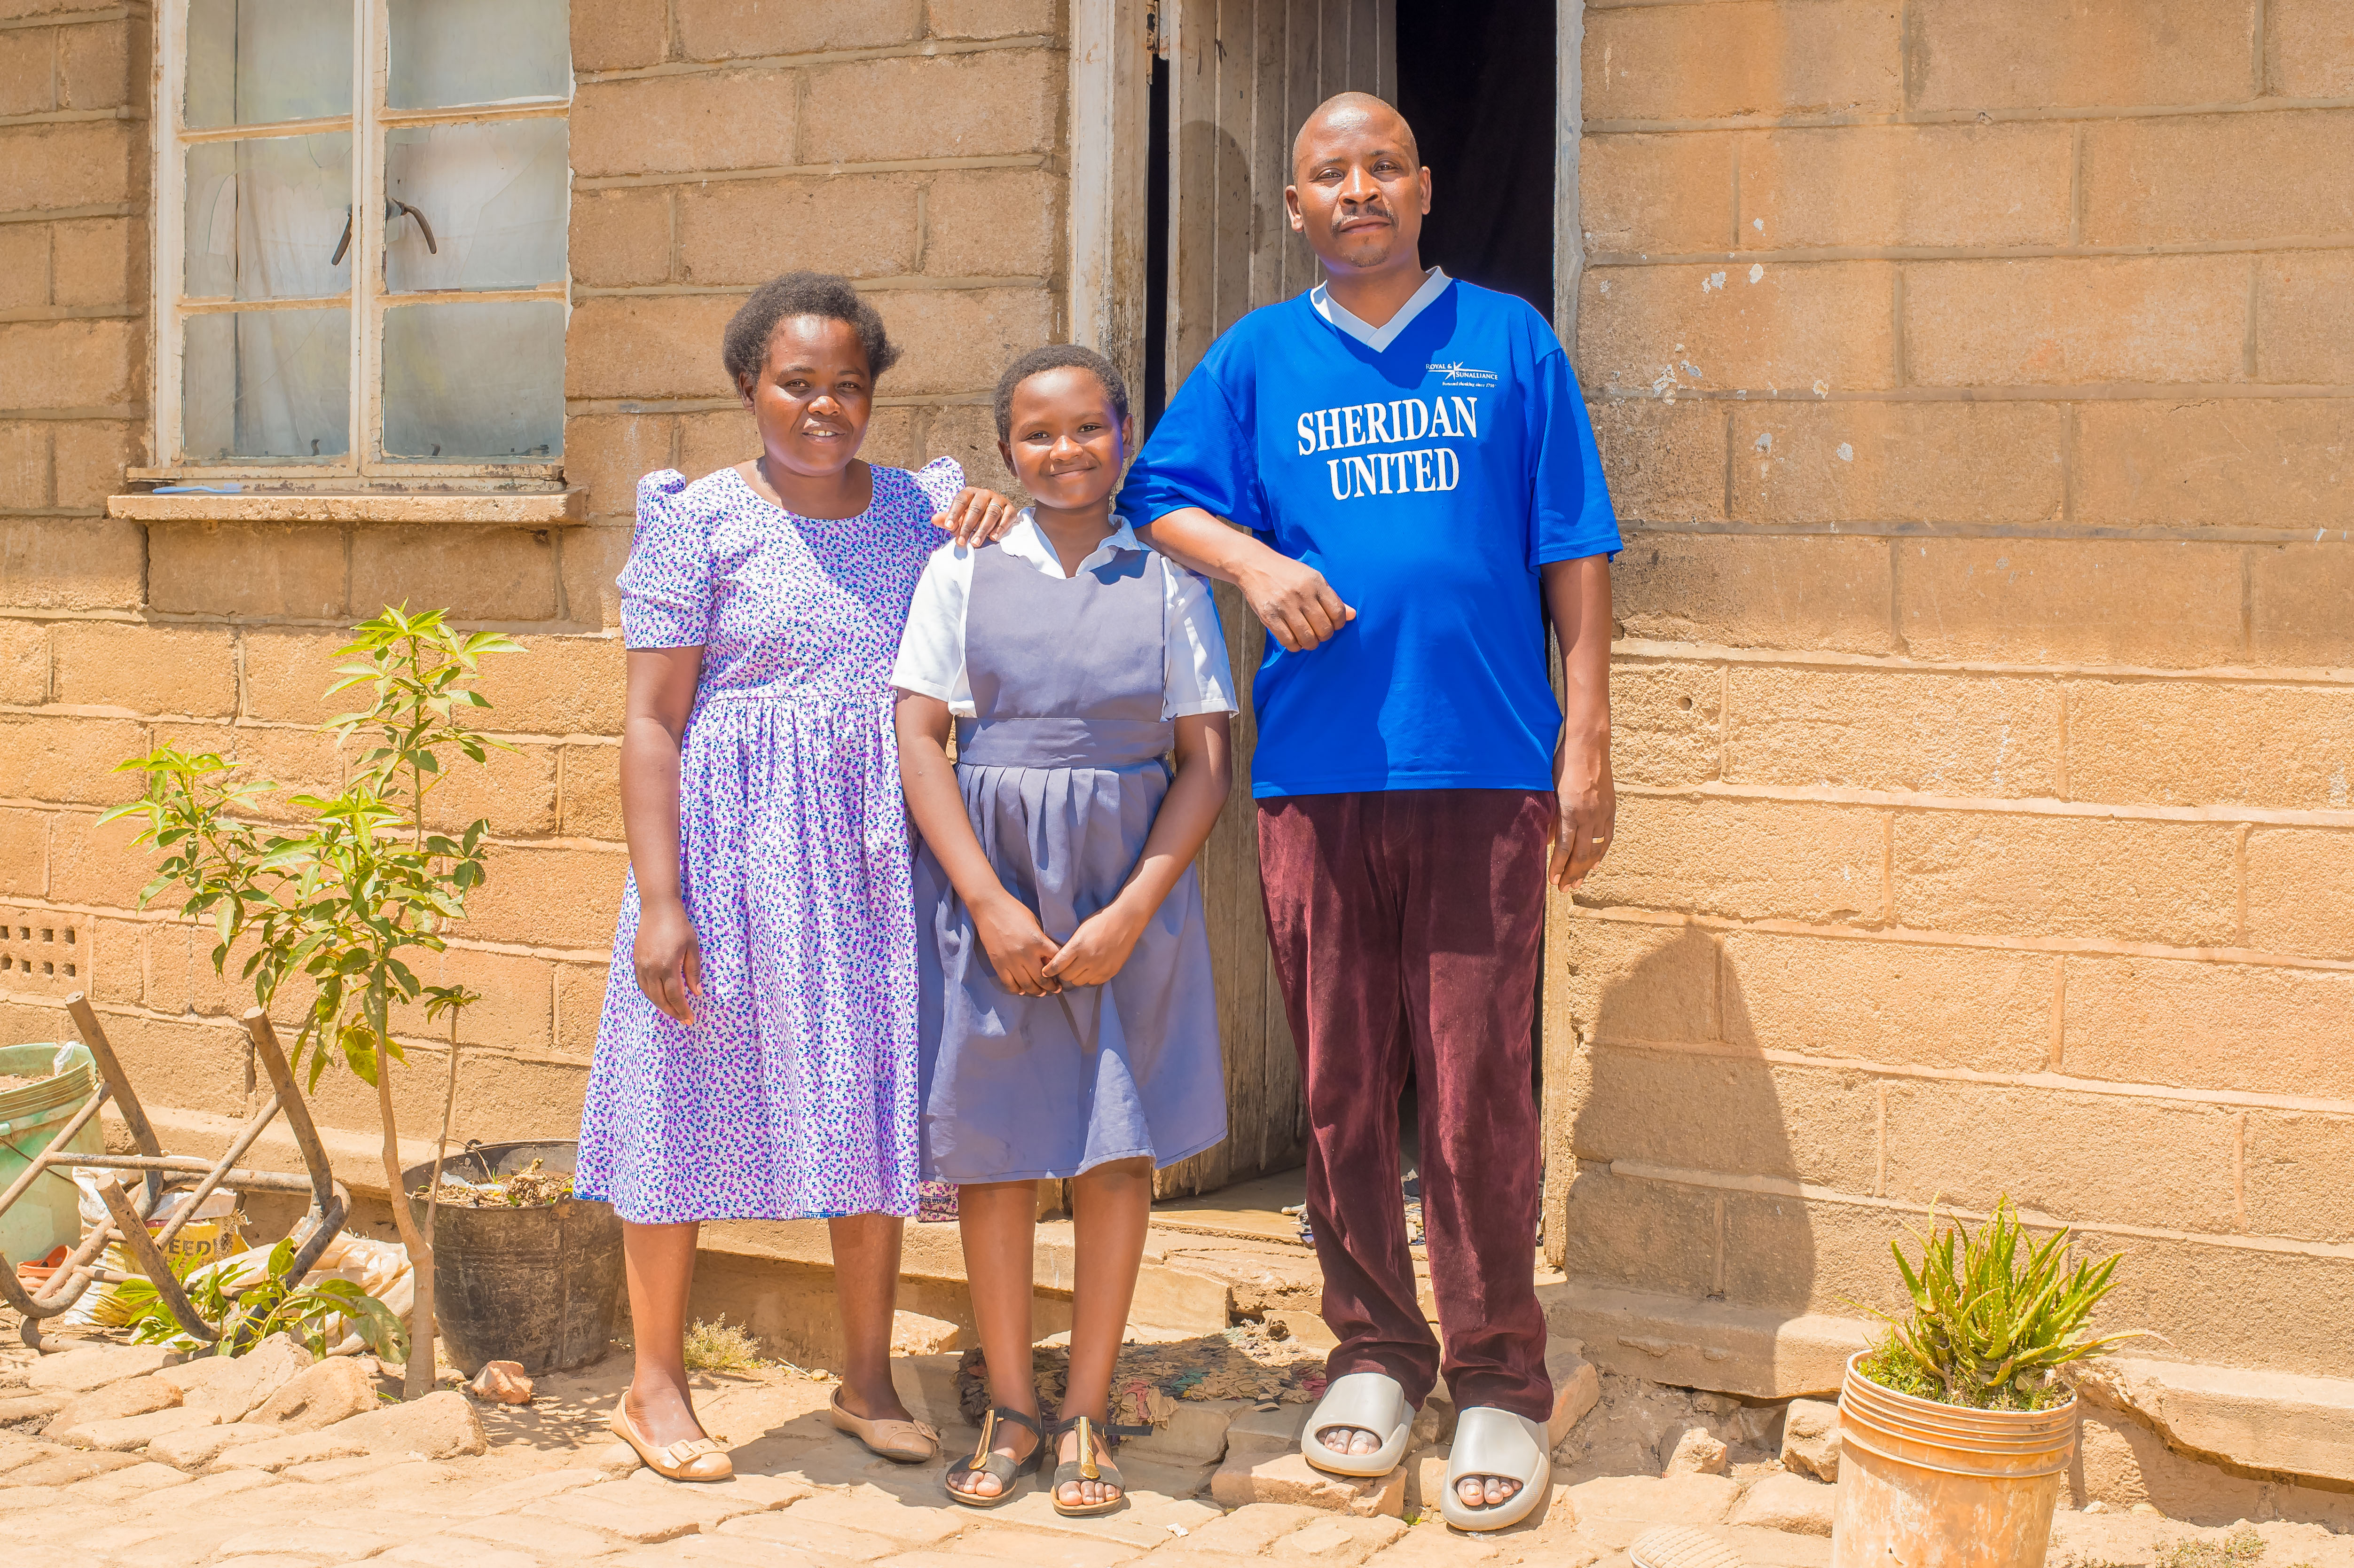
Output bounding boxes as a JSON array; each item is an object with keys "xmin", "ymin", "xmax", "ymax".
[{"xmin": 576, "ymin": 272, "xmax": 1016, "ymax": 1482}]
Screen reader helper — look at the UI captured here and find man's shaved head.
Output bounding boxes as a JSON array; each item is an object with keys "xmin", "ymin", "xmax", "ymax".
[{"xmin": 1291, "ymin": 92, "xmax": 1420, "ymax": 180}]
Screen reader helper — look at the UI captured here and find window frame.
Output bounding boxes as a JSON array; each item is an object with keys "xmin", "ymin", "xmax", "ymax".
[{"xmin": 147, "ymin": 0, "xmax": 572, "ymax": 489}]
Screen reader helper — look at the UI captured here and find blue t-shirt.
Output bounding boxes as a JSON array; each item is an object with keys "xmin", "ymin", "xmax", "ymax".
[{"xmin": 1119, "ymin": 274, "xmax": 1621, "ymax": 799}]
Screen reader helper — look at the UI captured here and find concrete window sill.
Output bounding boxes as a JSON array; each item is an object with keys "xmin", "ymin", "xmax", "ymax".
[{"xmin": 106, "ymin": 491, "xmax": 589, "ymax": 526}]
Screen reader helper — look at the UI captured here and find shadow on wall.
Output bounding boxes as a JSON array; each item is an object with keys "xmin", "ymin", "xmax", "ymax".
[{"xmin": 1557, "ymin": 923, "xmax": 1822, "ymax": 1326}]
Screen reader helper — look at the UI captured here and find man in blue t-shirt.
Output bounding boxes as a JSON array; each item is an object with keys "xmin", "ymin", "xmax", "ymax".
[{"xmin": 1123, "ymin": 92, "xmax": 1620, "ymax": 1530}]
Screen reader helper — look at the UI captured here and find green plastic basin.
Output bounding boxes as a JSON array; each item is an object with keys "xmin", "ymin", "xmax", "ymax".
[{"xmin": 0, "ymin": 1042, "xmax": 102, "ymax": 1266}]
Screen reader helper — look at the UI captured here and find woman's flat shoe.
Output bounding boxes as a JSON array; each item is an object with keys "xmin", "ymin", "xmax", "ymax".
[
  {"xmin": 830, "ymin": 1388, "xmax": 941, "ymax": 1463},
  {"xmin": 945, "ymin": 1405, "xmax": 1044, "ymax": 1508},
  {"xmin": 1050, "ymin": 1413, "xmax": 1151, "ymax": 1518},
  {"xmin": 609, "ymin": 1398, "xmax": 733, "ymax": 1482}
]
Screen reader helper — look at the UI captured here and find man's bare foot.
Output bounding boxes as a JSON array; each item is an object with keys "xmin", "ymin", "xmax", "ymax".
[
  {"xmin": 1457, "ymin": 1473, "xmax": 1523, "ymax": 1508},
  {"xmin": 949, "ymin": 1415, "xmax": 1039, "ymax": 1501},
  {"xmin": 624, "ymin": 1375, "xmax": 706, "ymax": 1448},
  {"xmin": 1316, "ymin": 1424, "xmax": 1384, "ymax": 1458}
]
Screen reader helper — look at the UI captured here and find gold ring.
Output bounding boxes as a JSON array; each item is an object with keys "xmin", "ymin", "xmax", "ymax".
[{"xmin": 1591, "ymin": 836, "xmax": 1608, "ymax": 844}]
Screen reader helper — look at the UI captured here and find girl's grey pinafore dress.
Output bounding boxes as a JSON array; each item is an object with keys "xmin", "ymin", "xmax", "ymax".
[{"xmin": 913, "ymin": 541, "xmax": 1228, "ymax": 1184}]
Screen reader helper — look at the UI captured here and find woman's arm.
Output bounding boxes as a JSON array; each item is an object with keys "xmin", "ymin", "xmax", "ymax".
[
  {"xmin": 620, "ymin": 645, "xmax": 705, "ymax": 1024},
  {"xmin": 894, "ymin": 690, "xmax": 1067, "ymax": 997},
  {"xmin": 1043, "ymin": 712, "xmax": 1233, "ymax": 988}
]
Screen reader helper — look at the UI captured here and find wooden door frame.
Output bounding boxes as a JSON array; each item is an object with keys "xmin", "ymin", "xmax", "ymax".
[{"xmin": 1067, "ymin": 0, "xmax": 1155, "ymax": 396}]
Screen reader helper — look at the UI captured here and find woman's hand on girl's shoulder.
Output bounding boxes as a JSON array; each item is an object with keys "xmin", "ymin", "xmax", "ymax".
[
  {"xmin": 1041, "ymin": 902, "xmax": 1148, "ymax": 989},
  {"xmin": 932, "ymin": 486, "xmax": 1020, "ymax": 547}
]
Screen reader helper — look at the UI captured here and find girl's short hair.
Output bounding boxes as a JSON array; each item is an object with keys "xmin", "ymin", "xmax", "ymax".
[
  {"xmin": 993, "ymin": 345, "xmax": 1132, "ymax": 439},
  {"xmin": 722, "ymin": 272, "xmax": 899, "ymax": 389}
]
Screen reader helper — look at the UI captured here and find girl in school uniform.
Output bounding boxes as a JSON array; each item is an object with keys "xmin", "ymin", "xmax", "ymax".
[{"xmin": 892, "ymin": 345, "xmax": 1236, "ymax": 1517}]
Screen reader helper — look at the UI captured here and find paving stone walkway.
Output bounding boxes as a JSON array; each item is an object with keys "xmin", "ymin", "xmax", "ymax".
[{"xmin": 2, "ymin": 1327, "xmax": 2346, "ymax": 1568}]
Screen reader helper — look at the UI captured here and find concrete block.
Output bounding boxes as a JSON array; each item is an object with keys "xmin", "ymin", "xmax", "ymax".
[
  {"xmin": 55, "ymin": 23, "xmax": 131, "ymax": 113},
  {"xmin": 0, "ymin": 228, "xmax": 45, "ymax": 314},
  {"xmin": 350, "ymin": 526, "xmax": 559, "ymax": 624},
  {"xmin": 50, "ymin": 218, "xmax": 139, "ymax": 309},
  {"xmin": 1588, "ymin": 398, "xmax": 1727, "ymax": 525},
  {"xmin": 1208, "ymin": 1447, "xmax": 1406, "ymax": 1518},
  {"xmin": 43, "ymin": 806, "xmax": 157, "ymax": 907},
  {"xmin": 50, "ymin": 417, "xmax": 138, "ymax": 507},
  {"xmin": 0, "ymin": 318, "xmax": 139, "ymax": 408},
  {"xmin": 0, "ymin": 517, "xmax": 145, "ymax": 610},
  {"xmin": 566, "ymin": 294, "xmax": 741, "ymax": 401},
  {"xmin": 677, "ymin": 175, "xmax": 918, "ymax": 285},
  {"xmin": 1613, "ymin": 532, "xmax": 1893, "ymax": 654},
  {"xmin": 562, "ymin": 413, "xmax": 673, "ymax": 521},
  {"xmin": 1903, "ymin": 256, "xmax": 2245, "ymax": 388},
  {"xmin": 927, "ymin": 0, "xmax": 1053, "ymax": 38},
  {"xmin": 0, "ymin": 616, "xmax": 46, "ymax": 705},
  {"xmin": 0, "ymin": 714, "xmax": 148, "ymax": 803},
  {"xmin": 2074, "ymin": 398, "xmax": 2354, "ymax": 529},
  {"xmin": 1580, "ymin": 260, "xmax": 1897, "ymax": 396},
  {"xmin": 1565, "ymin": 1045, "xmax": 1882, "ymax": 1196},
  {"xmin": 1733, "ymin": 1470, "xmax": 1836, "ymax": 1534},
  {"xmin": 2083, "ymin": 110, "xmax": 2354, "ymax": 246},
  {"xmin": 1121, "ymin": 1396, "xmax": 1248, "ymax": 1466},
  {"xmin": 1582, "ymin": 1, "xmax": 1901, "ymax": 122},
  {"xmin": 149, "ymin": 521, "xmax": 348, "ymax": 620},
  {"xmin": 1892, "ymin": 537, "xmax": 2244, "ymax": 668},
  {"xmin": 1610, "ymin": 660, "xmax": 1722, "ymax": 789},
  {"xmin": 571, "ymin": 70, "xmax": 798, "ymax": 178},
  {"xmin": 470, "ymin": 632, "xmax": 628, "ymax": 737},
  {"xmin": 1579, "ymin": 133, "xmax": 1736, "ymax": 255},
  {"xmin": 0, "ymin": 806, "xmax": 45, "ymax": 895},
  {"xmin": 1578, "ymin": 795, "xmax": 1888, "ymax": 926},
  {"xmin": 1779, "ymin": 1398, "xmax": 1840, "ymax": 1481},
  {"xmin": 1910, "ymin": 0, "xmax": 2257, "ymax": 111},
  {"xmin": 1560, "ymin": 1471, "xmax": 1741, "ymax": 1525},
  {"xmin": 1717, "ymin": 928, "xmax": 2053, "ymax": 1075},
  {"xmin": 560, "ymin": 742, "xmax": 625, "ymax": 840},
  {"xmin": 49, "ymin": 622, "xmax": 236, "ymax": 717},
  {"xmin": 673, "ymin": 0, "xmax": 918, "ymax": 61},
  {"xmin": 2061, "ymin": 955, "xmax": 2354, "ymax": 1101},
  {"xmin": 0, "ymin": 421, "xmax": 47, "ymax": 509},
  {"xmin": 0, "ymin": 29, "xmax": 54, "ymax": 117},
  {"xmin": 2244, "ymin": 826, "xmax": 2354, "ymax": 961},
  {"xmin": 1558, "ymin": 1166, "xmax": 1722, "ymax": 1301},
  {"xmin": 879, "ymin": 285, "xmax": 1058, "ymax": 397},
  {"xmin": 417, "ymin": 740, "xmax": 560, "ymax": 835},
  {"xmin": 2243, "ymin": 1111, "xmax": 2354, "ymax": 1244},
  {"xmin": 462, "ymin": 842, "xmax": 632, "ymax": 949},
  {"xmin": 1724, "ymin": 666, "xmax": 2061, "ymax": 797},
  {"xmin": 560, "ymin": 524, "xmax": 634, "ymax": 631},
  {"xmin": 0, "ymin": 121, "xmax": 141, "ymax": 212},
  {"xmin": 921, "ymin": 167, "xmax": 1060, "ymax": 278},
  {"xmin": 1892, "ymin": 811, "xmax": 2238, "ymax": 946},
  {"xmin": 2250, "ymin": 543, "xmax": 2354, "ymax": 669},
  {"xmin": 2065, "ymin": 679, "xmax": 2354, "ymax": 810},
  {"xmin": 1549, "ymin": 916, "xmax": 1721, "ymax": 1048},
  {"xmin": 1130, "ymin": 1261, "xmax": 1232, "ymax": 1334},
  {"xmin": 1536, "ymin": 1279, "xmax": 1872, "ymax": 1400},
  {"xmin": 570, "ymin": 187, "xmax": 673, "ymax": 289},
  {"xmin": 571, "ymin": 0, "xmax": 668, "ymax": 71},
  {"xmin": 2256, "ymin": 251, "xmax": 2354, "ymax": 385},
  {"xmin": 1740, "ymin": 123, "xmax": 2072, "ymax": 250},
  {"xmin": 2272, "ymin": 0, "xmax": 2354, "ymax": 97},
  {"xmin": 800, "ymin": 49, "xmax": 1057, "ymax": 164},
  {"xmin": 2071, "ymin": 1356, "xmax": 2354, "ymax": 1489},
  {"xmin": 1732, "ymin": 400, "xmax": 2064, "ymax": 526}
]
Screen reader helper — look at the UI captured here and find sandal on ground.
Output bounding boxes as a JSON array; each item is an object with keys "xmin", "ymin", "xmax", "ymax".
[
  {"xmin": 944, "ymin": 1405, "xmax": 1044, "ymax": 1508},
  {"xmin": 830, "ymin": 1387, "xmax": 941, "ymax": 1463},
  {"xmin": 1301, "ymin": 1371, "xmax": 1414, "ymax": 1477},
  {"xmin": 1050, "ymin": 1412, "xmax": 1151, "ymax": 1518},
  {"xmin": 608, "ymin": 1397, "xmax": 733, "ymax": 1482},
  {"xmin": 1439, "ymin": 1407, "xmax": 1552, "ymax": 1532}
]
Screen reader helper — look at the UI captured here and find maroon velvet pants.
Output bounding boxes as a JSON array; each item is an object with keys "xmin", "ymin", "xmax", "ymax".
[{"xmin": 1257, "ymin": 789, "xmax": 1554, "ymax": 1424}]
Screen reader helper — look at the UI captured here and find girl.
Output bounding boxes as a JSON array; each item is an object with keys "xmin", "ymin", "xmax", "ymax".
[
  {"xmin": 892, "ymin": 345, "xmax": 1235, "ymax": 1516},
  {"xmin": 576, "ymin": 272, "xmax": 1018, "ymax": 1482}
]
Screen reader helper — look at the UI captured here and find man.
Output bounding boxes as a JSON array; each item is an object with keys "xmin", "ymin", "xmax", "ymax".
[{"xmin": 1122, "ymin": 93, "xmax": 1618, "ymax": 1531}]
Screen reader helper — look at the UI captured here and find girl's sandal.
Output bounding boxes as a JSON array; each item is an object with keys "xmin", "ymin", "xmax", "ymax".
[
  {"xmin": 944, "ymin": 1405, "xmax": 1045, "ymax": 1508},
  {"xmin": 608, "ymin": 1397, "xmax": 733, "ymax": 1482},
  {"xmin": 1050, "ymin": 1413, "xmax": 1152, "ymax": 1518}
]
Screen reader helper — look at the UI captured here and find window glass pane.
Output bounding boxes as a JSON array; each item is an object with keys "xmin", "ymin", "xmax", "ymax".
[
  {"xmin": 383, "ymin": 120, "xmax": 568, "ymax": 292},
  {"xmin": 383, "ymin": 300, "xmax": 564, "ymax": 460},
  {"xmin": 184, "ymin": 134, "xmax": 353, "ymax": 301},
  {"xmin": 183, "ymin": 307, "xmax": 352, "ymax": 461},
  {"xmin": 185, "ymin": 0, "xmax": 353, "ymax": 130},
  {"xmin": 387, "ymin": 0, "xmax": 569, "ymax": 110}
]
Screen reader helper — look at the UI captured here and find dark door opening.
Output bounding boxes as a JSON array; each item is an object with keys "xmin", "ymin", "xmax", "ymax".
[{"xmin": 1395, "ymin": 0, "xmax": 1557, "ymax": 320}]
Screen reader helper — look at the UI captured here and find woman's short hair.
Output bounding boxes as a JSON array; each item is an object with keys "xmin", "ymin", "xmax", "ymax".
[
  {"xmin": 993, "ymin": 345, "xmax": 1132, "ymax": 440},
  {"xmin": 722, "ymin": 272, "xmax": 899, "ymax": 389}
]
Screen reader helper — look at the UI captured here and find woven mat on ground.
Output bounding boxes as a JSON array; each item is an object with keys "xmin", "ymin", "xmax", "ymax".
[{"xmin": 956, "ymin": 1325, "xmax": 1330, "ymax": 1429}]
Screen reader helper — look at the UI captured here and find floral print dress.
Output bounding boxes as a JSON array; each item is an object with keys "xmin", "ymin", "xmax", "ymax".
[{"xmin": 574, "ymin": 458, "xmax": 964, "ymax": 1223}]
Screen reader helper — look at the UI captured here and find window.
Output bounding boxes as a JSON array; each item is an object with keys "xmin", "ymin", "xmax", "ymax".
[{"xmin": 153, "ymin": 0, "xmax": 571, "ymax": 484}]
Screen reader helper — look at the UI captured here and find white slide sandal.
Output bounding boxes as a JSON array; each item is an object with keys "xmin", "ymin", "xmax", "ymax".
[
  {"xmin": 1439, "ymin": 1407, "xmax": 1552, "ymax": 1532},
  {"xmin": 1300, "ymin": 1371, "xmax": 1414, "ymax": 1477}
]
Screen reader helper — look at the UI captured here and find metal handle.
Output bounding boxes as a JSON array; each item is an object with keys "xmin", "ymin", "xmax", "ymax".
[{"xmin": 328, "ymin": 199, "xmax": 437, "ymax": 264}]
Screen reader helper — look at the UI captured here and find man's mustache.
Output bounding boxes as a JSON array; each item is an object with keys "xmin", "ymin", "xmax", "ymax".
[{"xmin": 1329, "ymin": 200, "xmax": 1396, "ymax": 233}]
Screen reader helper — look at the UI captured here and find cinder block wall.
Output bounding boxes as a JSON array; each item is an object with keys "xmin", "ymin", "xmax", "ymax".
[
  {"xmin": 1549, "ymin": 0, "xmax": 2354, "ymax": 1387},
  {"xmin": 0, "ymin": 1, "xmax": 1068, "ymax": 1151}
]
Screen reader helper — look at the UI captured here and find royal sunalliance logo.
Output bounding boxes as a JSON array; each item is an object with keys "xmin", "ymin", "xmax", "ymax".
[{"xmin": 1426, "ymin": 360, "xmax": 1499, "ymax": 387}]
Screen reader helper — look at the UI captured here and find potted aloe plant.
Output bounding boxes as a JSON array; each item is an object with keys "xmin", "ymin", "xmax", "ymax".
[
  {"xmin": 103, "ymin": 606, "xmax": 520, "ymax": 1398},
  {"xmin": 1831, "ymin": 1197, "xmax": 2145, "ymax": 1568}
]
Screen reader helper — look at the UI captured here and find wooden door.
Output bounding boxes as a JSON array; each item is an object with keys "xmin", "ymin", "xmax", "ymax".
[{"xmin": 1151, "ymin": 0, "xmax": 1397, "ymax": 1200}]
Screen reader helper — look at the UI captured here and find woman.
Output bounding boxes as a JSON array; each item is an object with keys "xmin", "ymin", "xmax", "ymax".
[{"xmin": 575, "ymin": 271, "xmax": 1016, "ymax": 1482}]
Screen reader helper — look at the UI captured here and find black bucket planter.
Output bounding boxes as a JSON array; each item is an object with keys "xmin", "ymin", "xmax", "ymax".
[{"xmin": 401, "ymin": 1138, "xmax": 624, "ymax": 1378}]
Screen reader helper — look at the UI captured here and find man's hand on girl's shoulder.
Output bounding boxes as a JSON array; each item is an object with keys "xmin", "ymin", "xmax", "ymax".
[{"xmin": 933, "ymin": 486, "xmax": 1020, "ymax": 547}]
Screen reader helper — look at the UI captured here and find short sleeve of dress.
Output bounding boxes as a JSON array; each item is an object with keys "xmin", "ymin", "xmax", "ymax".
[
  {"xmin": 889, "ymin": 541, "xmax": 976, "ymax": 715},
  {"xmin": 617, "ymin": 470, "xmax": 712, "ymax": 649},
  {"xmin": 907, "ymin": 455, "xmax": 968, "ymax": 518},
  {"xmin": 1163, "ymin": 563, "xmax": 1241, "ymax": 719}
]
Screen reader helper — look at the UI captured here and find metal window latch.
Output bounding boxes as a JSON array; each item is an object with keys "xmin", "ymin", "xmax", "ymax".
[{"xmin": 330, "ymin": 199, "xmax": 439, "ymax": 265}]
